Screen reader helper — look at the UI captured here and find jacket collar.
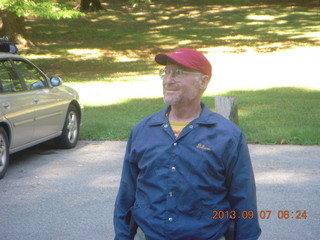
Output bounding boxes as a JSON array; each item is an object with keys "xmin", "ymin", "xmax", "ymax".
[{"xmin": 147, "ymin": 102, "xmax": 217, "ymax": 126}]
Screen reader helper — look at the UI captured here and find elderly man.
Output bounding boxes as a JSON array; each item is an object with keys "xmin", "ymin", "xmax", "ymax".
[{"xmin": 114, "ymin": 49, "xmax": 261, "ymax": 240}]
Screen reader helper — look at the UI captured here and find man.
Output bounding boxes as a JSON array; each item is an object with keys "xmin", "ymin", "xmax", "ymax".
[{"xmin": 114, "ymin": 48, "xmax": 261, "ymax": 240}]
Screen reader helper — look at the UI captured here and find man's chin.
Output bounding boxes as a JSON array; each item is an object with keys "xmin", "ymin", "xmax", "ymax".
[{"xmin": 164, "ymin": 97, "xmax": 178, "ymax": 106}]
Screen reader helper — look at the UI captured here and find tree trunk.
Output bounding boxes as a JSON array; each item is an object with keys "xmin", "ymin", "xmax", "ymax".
[
  {"xmin": 91, "ymin": 0, "xmax": 103, "ymax": 11},
  {"xmin": 80, "ymin": 0, "xmax": 103, "ymax": 12},
  {"xmin": 215, "ymin": 96, "xmax": 239, "ymax": 125},
  {"xmin": 0, "ymin": 10, "xmax": 34, "ymax": 49},
  {"xmin": 80, "ymin": 0, "xmax": 90, "ymax": 11}
]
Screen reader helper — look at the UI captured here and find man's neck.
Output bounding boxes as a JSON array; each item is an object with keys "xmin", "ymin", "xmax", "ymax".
[{"xmin": 168, "ymin": 103, "xmax": 202, "ymax": 122}]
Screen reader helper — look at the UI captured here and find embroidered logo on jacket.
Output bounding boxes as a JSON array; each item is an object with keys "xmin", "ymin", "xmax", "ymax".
[{"xmin": 196, "ymin": 143, "xmax": 211, "ymax": 151}]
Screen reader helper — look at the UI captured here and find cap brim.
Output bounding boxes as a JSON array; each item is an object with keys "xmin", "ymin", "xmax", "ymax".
[
  {"xmin": 155, "ymin": 53, "xmax": 170, "ymax": 65},
  {"xmin": 155, "ymin": 53, "xmax": 189, "ymax": 68}
]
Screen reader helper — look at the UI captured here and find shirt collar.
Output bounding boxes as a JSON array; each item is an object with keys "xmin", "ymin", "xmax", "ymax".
[
  {"xmin": 147, "ymin": 103, "xmax": 217, "ymax": 126},
  {"xmin": 147, "ymin": 105, "xmax": 170, "ymax": 126}
]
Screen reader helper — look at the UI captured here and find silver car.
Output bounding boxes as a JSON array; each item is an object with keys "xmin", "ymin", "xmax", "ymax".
[{"xmin": 0, "ymin": 40, "xmax": 82, "ymax": 179}]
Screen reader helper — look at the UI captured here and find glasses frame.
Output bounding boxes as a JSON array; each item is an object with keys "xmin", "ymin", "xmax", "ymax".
[{"xmin": 159, "ymin": 68, "xmax": 203, "ymax": 81}]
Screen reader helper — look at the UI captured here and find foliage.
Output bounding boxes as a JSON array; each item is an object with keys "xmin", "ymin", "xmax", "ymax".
[{"xmin": 0, "ymin": 0, "xmax": 83, "ymax": 19}]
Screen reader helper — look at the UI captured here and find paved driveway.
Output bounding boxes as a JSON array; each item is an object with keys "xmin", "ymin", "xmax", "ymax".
[{"xmin": 0, "ymin": 141, "xmax": 319, "ymax": 240}]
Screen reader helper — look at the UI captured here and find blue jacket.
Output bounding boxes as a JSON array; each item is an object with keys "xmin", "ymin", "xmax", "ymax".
[{"xmin": 114, "ymin": 103, "xmax": 261, "ymax": 240}]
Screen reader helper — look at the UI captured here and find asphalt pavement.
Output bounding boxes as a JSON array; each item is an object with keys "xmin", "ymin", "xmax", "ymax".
[{"xmin": 0, "ymin": 141, "xmax": 319, "ymax": 240}]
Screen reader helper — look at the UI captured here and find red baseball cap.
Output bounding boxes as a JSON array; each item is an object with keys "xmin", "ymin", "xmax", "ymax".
[{"xmin": 155, "ymin": 48, "xmax": 212, "ymax": 78}]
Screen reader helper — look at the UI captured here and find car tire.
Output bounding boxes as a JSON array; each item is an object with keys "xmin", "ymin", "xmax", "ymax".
[
  {"xmin": 55, "ymin": 105, "xmax": 80, "ymax": 149},
  {"xmin": 0, "ymin": 127, "xmax": 9, "ymax": 179}
]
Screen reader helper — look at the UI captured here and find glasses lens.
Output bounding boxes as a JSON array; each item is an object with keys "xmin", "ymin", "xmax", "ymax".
[
  {"xmin": 159, "ymin": 68, "xmax": 180, "ymax": 80},
  {"xmin": 159, "ymin": 68, "xmax": 167, "ymax": 79},
  {"xmin": 174, "ymin": 69, "xmax": 185, "ymax": 79},
  {"xmin": 159, "ymin": 68, "xmax": 200, "ymax": 80}
]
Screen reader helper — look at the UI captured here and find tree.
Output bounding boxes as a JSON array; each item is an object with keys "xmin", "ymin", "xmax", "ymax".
[
  {"xmin": 0, "ymin": 0, "xmax": 83, "ymax": 48},
  {"xmin": 79, "ymin": 0, "xmax": 104, "ymax": 12},
  {"xmin": 0, "ymin": 9, "xmax": 28, "ymax": 47},
  {"xmin": 0, "ymin": 0, "xmax": 151, "ymax": 48}
]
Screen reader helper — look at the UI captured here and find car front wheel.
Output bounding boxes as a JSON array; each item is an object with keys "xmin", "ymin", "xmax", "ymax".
[
  {"xmin": 0, "ymin": 127, "xmax": 9, "ymax": 179},
  {"xmin": 55, "ymin": 105, "xmax": 80, "ymax": 149}
]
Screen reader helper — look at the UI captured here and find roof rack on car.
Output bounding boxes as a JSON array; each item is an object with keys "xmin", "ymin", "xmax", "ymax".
[{"xmin": 0, "ymin": 37, "xmax": 18, "ymax": 54}]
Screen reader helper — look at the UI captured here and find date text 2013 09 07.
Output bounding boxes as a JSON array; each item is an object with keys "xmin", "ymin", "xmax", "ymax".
[{"xmin": 212, "ymin": 210, "xmax": 308, "ymax": 220}]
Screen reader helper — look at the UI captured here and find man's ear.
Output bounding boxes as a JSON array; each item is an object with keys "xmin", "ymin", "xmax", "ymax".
[{"xmin": 199, "ymin": 75, "xmax": 210, "ymax": 90}]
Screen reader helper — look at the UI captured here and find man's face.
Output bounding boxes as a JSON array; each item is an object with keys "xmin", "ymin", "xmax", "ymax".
[{"xmin": 162, "ymin": 61, "xmax": 204, "ymax": 107}]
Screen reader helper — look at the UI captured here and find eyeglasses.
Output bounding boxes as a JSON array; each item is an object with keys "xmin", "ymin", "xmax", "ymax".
[{"xmin": 159, "ymin": 68, "xmax": 203, "ymax": 80}]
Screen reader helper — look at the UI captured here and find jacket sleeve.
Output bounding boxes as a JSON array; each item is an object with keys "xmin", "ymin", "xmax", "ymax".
[
  {"xmin": 113, "ymin": 131, "xmax": 139, "ymax": 240},
  {"xmin": 226, "ymin": 133, "xmax": 261, "ymax": 240}
]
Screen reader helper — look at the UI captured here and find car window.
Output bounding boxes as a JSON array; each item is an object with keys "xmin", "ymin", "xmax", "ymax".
[
  {"xmin": 0, "ymin": 60, "xmax": 23, "ymax": 93},
  {"xmin": 13, "ymin": 60, "xmax": 47, "ymax": 90}
]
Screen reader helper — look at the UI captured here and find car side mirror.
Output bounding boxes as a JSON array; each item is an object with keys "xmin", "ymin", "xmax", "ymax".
[{"xmin": 50, "ymin": 76, "xmax": 63, "ymax": 87}]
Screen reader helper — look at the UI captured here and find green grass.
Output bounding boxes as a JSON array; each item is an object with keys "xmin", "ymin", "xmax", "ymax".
[
  {"xmin": 20, "ymin": 0, "xmax": 320, "ymax": 144},
  {"xmin": 81, "ymin": 98, "xmax": 166, "ymax": 140},
  {"xmin": 220, "ymin": 88, "xmax": 320, "ymax": 144},
  {"xmin": 81, "ymin": 87, "xmax": 320, "ymax": 144},
  {"xmin": 24, "ymin": 0, "xmax": 320, "ymax": 79}
]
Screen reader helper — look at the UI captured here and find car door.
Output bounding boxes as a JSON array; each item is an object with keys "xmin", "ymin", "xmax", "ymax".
[
  {"xmin": 12, "ymin": 59, "xmax": 64, "ymax": 141},
  {"xmin": 0, "ymin": 59, "xmax": 35, "ymax": 151}
]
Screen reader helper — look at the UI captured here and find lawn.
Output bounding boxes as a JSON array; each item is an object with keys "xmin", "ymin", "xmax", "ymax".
[
  {"xmin": 24, "ymin": 0, "xmax": 320, "ymax": 78},
  {"xmin": 81, "ymin": 87, "xmax": 320, "ymax": 144},
  {"xmin": 22, "ymin": 0, "xmax": 320, "ymax": 144}
]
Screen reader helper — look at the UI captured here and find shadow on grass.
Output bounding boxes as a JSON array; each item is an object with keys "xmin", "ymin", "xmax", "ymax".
[
  {"xmin": 24, "ymin": 0, "xmax": 320, "ymax": 79},
  {"xmin": 80, "ymin": 87, "xmax": 320, "ymax": 144}
]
